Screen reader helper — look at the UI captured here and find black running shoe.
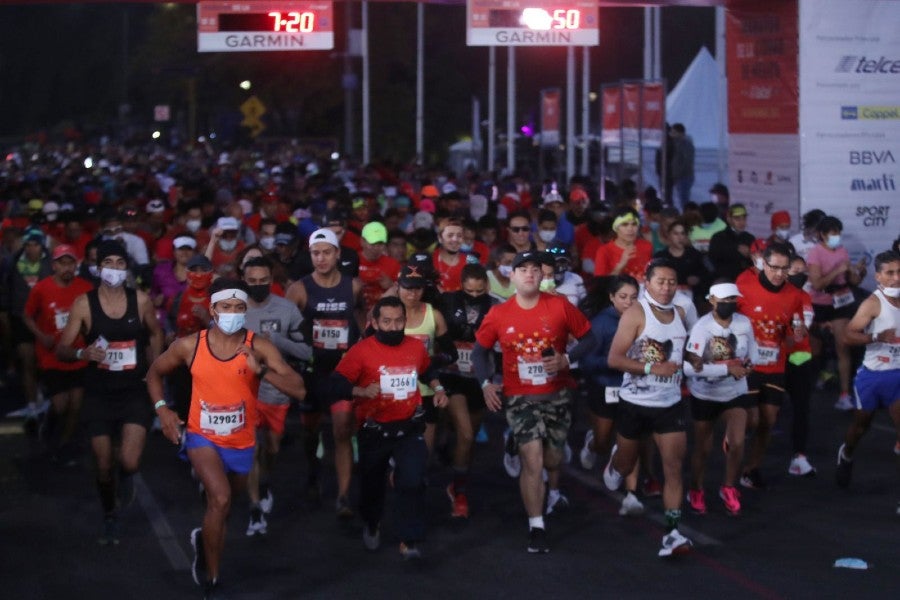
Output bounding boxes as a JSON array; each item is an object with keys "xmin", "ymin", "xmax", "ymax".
[
  {"xmin": 190, "ymin": 528, "xmax": 206, "ymax": 585},
  {"xmin": 527, "ymin": 527, "xmax": 550, "ymax": 554}
]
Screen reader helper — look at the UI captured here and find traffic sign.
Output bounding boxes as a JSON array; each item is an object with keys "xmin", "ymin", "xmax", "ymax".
[
  {"xmin": 240, "ymin": 95, "xmax": 267, "ymax": 138},
  {"xmin": 467, "ymin": 0, "xmax": 599, "ymax": 47}
]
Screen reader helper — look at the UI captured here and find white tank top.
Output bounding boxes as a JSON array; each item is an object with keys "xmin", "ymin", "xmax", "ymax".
[
  {"xmin": 620, "ymin": 297, "xmax": 687, "ymax": 408},
  {"xmin": 684, "ymin": 312, "xmax": 754, "ymax": 401},
  {"xmin": 863, "ymin": 290, "xmax": 900, "ymax": 371}
]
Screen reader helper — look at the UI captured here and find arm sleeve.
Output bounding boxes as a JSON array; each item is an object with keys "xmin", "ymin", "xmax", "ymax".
[
  {"xmin": 567, "ymin": 331, "xmax": 597, "ymax": 363},
  {"xmin": 269, "ymin": 306, "xmax": 312, "ymax": 362},
  {"xmin": 431, "ymin": 331, "xmax": 459, "ymax": 368},
  {"xmin": 472, "ymin": 342, "xmax": 494, "ymax": 385}
]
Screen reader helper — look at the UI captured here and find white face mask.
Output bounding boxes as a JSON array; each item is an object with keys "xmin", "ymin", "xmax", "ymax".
[
  {"xmin": 498, "ymin": 265, "xmax": 513, "ymax": 278},
  {"xmin": 881, "ymin": 286, "xmax": 900, "ymax": 299},
  {"xmin": 219, "ymin": 238, "xmax": 237, "ymax": 252},
  {"xmin": 88, "ymin": 265, "xmax": 100, "ymax": 278},
  {"xmin": 775, "ymin": 228, "xmax": 790, "ymax": 239},
  {"xmin": 539, "ymin": 278, "xmax": 556, "ymax": 292},
  {"xmin": 755, "ymin": 257, "xmax": 765, "ymax": 271},
  {"xmin": 100, "ymin": 267, "xmax": 127, "ymax": 288},
  {"xmin": 259, "ymin": 236, "xmax": 275, "ymax": 251},
  {"xmin": 538, "ymin": 230, "xmax": 557, "ymax": 243},
  {"xmin": 186, "ymin": 219, "xmax": 202, "ymax": 233},
  {"xmin": 827, "ymin": 234, "xmax": 842, "ymax": 249},
  {"xmin": 215, "ymin": 312, "xmax": 245, "ymax": 334}
]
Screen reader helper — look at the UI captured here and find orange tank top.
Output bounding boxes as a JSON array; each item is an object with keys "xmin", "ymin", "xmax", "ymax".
[{"xmin": 187, "ymin": 329, "xmax": 260, "ymax": 449}]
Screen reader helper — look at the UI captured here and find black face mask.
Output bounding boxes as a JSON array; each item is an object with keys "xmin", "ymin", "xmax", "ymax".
[
  {"xmin": 715, "ymin": 302, "xmax": 738, "ymax": 320},
  {"xmin": 248, "ymin": 284, "xmax": 271, "ymax": 303},
  {"xmin": 787, "ymin": 273, "xmax": 808, "ymax": 289},
  {"xmin": 375, "ymin": 329, "xmax": 405, "ymax": 346}
]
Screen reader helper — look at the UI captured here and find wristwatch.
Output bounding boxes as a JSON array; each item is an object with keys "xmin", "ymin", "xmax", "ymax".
[{"xmin": 481, "ymin": 379, "xmax": 492, "ymax": 390}]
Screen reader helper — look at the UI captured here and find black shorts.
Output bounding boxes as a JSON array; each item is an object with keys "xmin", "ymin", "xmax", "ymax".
[
  {"xmin": 41, "ymin": 369, "xmax": 85, "ymax": 397},
  {"xmin": 301, "ymin": 370, "xmax": 341, "ymax": 413},
  {"xmin": 813, "ymin": 302, "xmax": 856, "ymax": 323},
  {"xmin": 690, "ymin": 394, "xmax": 753, "ymax": 422},
  {"xmin": 9, "ymin": 315, "xmax": 34, "ymax": 346},
  {"xmin": 616, "ymin": 399, "xmax": 687, "ymax": 440},
  {"xmin": 747, "ymin": 372, "xmax": 786, "ymax": 406},
  {"xmin": 81, "ymin": 386, "xmax": 153, "ymax": 438},
  {"xmin": 422, "ymin": 395, "xmax": 438, "ymax": 424},
  {"xmin": 586, "ymin": 385, "xmax": 620, "ymax": 420},
  {"xmin": 439, "ymin": 374, "xmax": 485, "ymax": 413}
]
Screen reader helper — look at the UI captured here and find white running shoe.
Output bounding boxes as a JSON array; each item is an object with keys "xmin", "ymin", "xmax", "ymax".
[
  {"xmin": 788, "ymin": 454, "xmax": 816, "ymax": 477},
  {"xmin": 245, "ymin": 508, "xmax": 267, "ymax": 536},
  {"xmin": 834, "ymin": 394, "xmax": 855, "ymax": 411},
  {"xmin": 580, "ymin": 430, "xmax": 597, "ymax": 470},
  {"xmin": 603, "ymin": 445, "xmax": 622, "ymax": 490},
  {"xmin": 658, "ymin": 528, "xmax": 692, "ymax": 557},
  {"xmin": 259, "ymin": 489, "xmax": 274, "ymax": 514},
  {"xmin": 619, "ymin": 491, "xmax": 645, "ymax": 516}
]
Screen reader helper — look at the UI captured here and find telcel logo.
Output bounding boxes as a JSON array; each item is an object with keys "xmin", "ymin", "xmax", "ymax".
[{"xmin": 835, "ymin": 55, "xmax": 900, "ymax": 74}]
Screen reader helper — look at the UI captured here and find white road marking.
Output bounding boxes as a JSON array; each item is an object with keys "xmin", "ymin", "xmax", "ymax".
[{"xmin": 134, "ymin": 473, "xmax": 192, "ymax": 571}]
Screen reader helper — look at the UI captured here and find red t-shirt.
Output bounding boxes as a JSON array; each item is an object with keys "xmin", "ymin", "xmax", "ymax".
[
  {"xmin": 737, "ymin": 273, "xmax": 806, "ymax": 374},
  {"xmin": 433, "ymin": 248, "xmax": 468, "ymax": 292},
  {"xmin": 475, "ymin": 292, "xmax": 591, "ymax": 396},
  {"xmin": 24, "ymin": 276, "xmax": 93, "ymax": 371},
  {"xmin": 335, "ymin": 335, "xmax": 431, "ymax": 424},
  {"xmin": 593, "ymin": 239, "xmax": 654, "ymax": 282},
  {"xmin": 470, "ymin": 240, "xmax": 490, "ymax": 266},
  {"xmin": 358, "ymin": 253, "xmax": 401, "ymax": 310}
]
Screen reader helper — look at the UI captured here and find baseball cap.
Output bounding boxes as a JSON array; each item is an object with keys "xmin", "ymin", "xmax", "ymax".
[
  {"xmin": 146, "ymin": 199, "xmax": 166, "ymax": 214},
  {"xmin": 569, "ymin": 188, "xmax": 589, "ymax": 204},
  {"xmin": 512, "ymin": 250, "xmax": 550, "ymax": 270},
  {"xmin": 275, "ymin": 233, "xmax": 295, "ymax": 246},
  {"xmin": 441, "ymin": 182, "xmax": 458, "ymax": 195},
  {"xmin": 216, "ymin": 216, "xmax": 240, "ymax": 231},
  {"xmin": 419, "ymin": 199, "xmax": 436, "ymax": 214},
  {"xmin": 23, "ymin": 228, "xmax": 45, "ymax": 245},
  {"xmin": 52, "ymin": 244, "xmax": 77, "ymax": 261},
  {"xmin": 412, "ymin": 211, "xmax": 434, "ymax": 231},
  {"xmin": 398, "ymin": 264, "xmax": 428, "ymax": 288},
  {"xmin": 729, "ymin": 204, "xmax": 747, "ymax": 217},
  {"xmin": 186, "ymin": 255, "xmax": 213, "ymax": 270},
  {"xmin": 309, "ymin": 228, "xmax": 340, "ymax": 249},
  {"xmin": 173, "ymin": 236, "xmax": 197, "ymax": 249},
  {"xmin": 708, "ymin": 283, "xmax": 742, "ymax": 300},
  {"xmin": 42, "ymin": 201, "xmax": 60, "ymax": 215},
  {"xmin": 771, "ymin": 210, "xmax": 791, "ymax": 229},
  {"xmin": 26, "ymin": 199, "xmax": 44, "ymax": 212},
  {"xmin": 352, "ymin": 197, "xmax": 367, "ymax": 210},
  {"xmin": 542, "ymin": 190, "xmax": 565, "ymax": 206},
  {"xmin": 394, "ymin": 195, "xmax": 411, "ymax": 208},
  {"xmin": 421, "ymin": 185, "xmax": 440, "ymax": 199},
  {"xmin": 361, "ymin": 221, "xmax": 388, "ymax": 245},
  {"xmin": 750, "ymin": 238, "xmax": 767, "ymax": 255}
]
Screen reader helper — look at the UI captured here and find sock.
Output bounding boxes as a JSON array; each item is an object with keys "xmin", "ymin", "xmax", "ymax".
[
  {"xmin": 97, "ymin": 476, "xmax": 116, "ymax": 514},
  {"xmin": 528, "ymin": 516, "xmax": 545, "ymax": 530},
  {"xmin": 452, "ymin": 467, "xmax": 468, "ymax": 496},
  {"xmin": 664, "ymin": 509, "xmax": 681, "ymax": 533}
]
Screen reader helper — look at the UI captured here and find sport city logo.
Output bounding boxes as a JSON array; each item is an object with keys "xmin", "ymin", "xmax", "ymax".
[
  {"xmin": 855, "ymin": 205, "xmax": 891, "ymax": 228},
  {"xmin": 835, "ymin": 56, "xmax": 900, "ymax": 74},
  {"xmin": 841, "ymin": 106, "xmax": 900, "ymax": 120}
]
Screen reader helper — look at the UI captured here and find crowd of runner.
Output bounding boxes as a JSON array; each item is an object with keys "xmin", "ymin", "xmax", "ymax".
[{"xmin": 2, "ymin": 142, "xmax": 899, "ymax": 598}]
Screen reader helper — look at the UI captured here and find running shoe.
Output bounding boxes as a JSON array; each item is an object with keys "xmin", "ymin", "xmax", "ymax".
[
  {"xmin": 527, "ymin": 527, "xmax": 550, "ymax": 554},
  {"xmin": 363, "ymin": 524, "xmax": 380, "ymax": 551},
  {"xmin": 545, "ymin": 490, "xmax": 569, "ymax": 515},
  {"xmin": 579, "ymin": 430, "xmax": 597, "ymax": 470},
  {"xmin": 399, "ymin": 542, "xmax": 422, "ymax": 560},
  {"xmin": 98, "ymin": 514, "xmax": 120, "ymax": 546},
  {"xmin": 246, "ymin": 506, "xmax": 267, "ymax": 536},
  {"xmin": 503, "ymin": 430, "xmax": 521, "ymax": 478},
  {"xmin": 335, "ymin": 495, "xmax": 354, "ymax": 520},
  {"xmin": 642, "ymin": 477, "xmax": 663, "ymax": 498},
  {"xmin": 259, "ymin": 489, "xmax": 274, "ymax": 514},
  {"xmin": 202, "ymin": 579, "xmax": 220, "ymax": 600},
  {"xmin": 788, "ymin": 454, "xmax": 817, "ymax": 477},
  {"xmin": 190, "ymin": 527, "xmax": 206, "ymax": 585},
  {"xmin": 658, "ymin": 528, "xmax": 692, "ymax": 557},
  {"xmin": 447, "ymin": 484, "xmax": 470, "ymax": 519},
  {"xmin": 619, "ymin": 491, "xmax": 645, "ymax": 516},
  {"xmin": 475, "ymin": 424, "xmax": 489, "ymax": 444},
  {"xmin": 719, "ymin": 486, "xmax": 741, "ymax": 516},
  {"xmin": 835, "ymin": 443, "xmax": 853, "ymax": 489},
  {"xmin": 687, "ymin": 488, "xmax": 707, "ymax": 515},
  {"xmin": 834, "ymin": 393, "xmax": 855, "ymax": 411},
  {"xmin": 740, "ymin": 468, "xmax": 766, "ymax": 490},
  {"xmin": 603, "ymin": 445, "xmax": 623, "ymax": 491}
]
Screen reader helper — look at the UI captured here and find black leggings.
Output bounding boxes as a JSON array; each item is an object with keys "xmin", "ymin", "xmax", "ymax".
[{"xmin": 785, "ymin": 360, "xmax": 813, "ymax": 455}]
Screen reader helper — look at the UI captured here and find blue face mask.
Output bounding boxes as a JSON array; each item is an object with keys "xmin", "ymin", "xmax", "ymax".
[
  {"xmin": 460, "ymin": 242, "xmax": 473, "ymax": 253},
  {"xmin": 649, "ymin": 221, "xmax": 660, "ymax": 232},
  {"xmin": 827, "ymin": 234, "xmax": 841, "ymax": 249},
  {"xmin": 216, "ymin": 312, "xmax": 245, "ymax": 334}
]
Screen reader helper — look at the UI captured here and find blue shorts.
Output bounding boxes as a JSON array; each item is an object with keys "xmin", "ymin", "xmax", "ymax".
[
  {"xmin": 853, "ymin": 367, "xmax": 900, "ymax": 412},
  {"xmin": 180, "ymin": 433, "xmax": 255, "ymax": 475}
]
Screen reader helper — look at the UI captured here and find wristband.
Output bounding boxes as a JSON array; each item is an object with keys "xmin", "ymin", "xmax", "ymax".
[
  {"xmin": 433, "ymin": 384, "xmax": 445, "ymax": 393},
  {"xmin": 644, "ymin": 362, "xmax": 653, "ymax": 375},
  {"xmin": 481, "ymin": 379, "xmax": 491, "ymax": 390},
  {"xmin": 154, "ymin": 399, "xmax": 167, "ymax": 411},
  {"xmin": 257, "ymin": 363, "xmax": 269, "ymax": 378},
  {"xmin": 75, "ymin": 348, "xmax": 84, "ymax": 361}
]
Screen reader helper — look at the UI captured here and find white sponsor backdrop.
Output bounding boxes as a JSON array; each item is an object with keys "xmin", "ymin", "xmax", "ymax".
[
  {"xmin": 727, "ymin": 134, "xmax": 800, "ymax": 238},
  {"xmin": 800, "ymin": 0, "xmax": 900, "ymax": 289}
]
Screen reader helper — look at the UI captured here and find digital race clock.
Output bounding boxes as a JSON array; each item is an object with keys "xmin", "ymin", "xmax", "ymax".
[
  {"xmin": 467, "ymin": 0, "xmax": 599, "ymax": 47},
  {"xmin": 198, "ymin": 1, "xmax": 334, "ymax": 52}
]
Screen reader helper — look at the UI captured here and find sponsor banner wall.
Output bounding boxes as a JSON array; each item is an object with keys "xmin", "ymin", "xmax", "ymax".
[
  {"xmin": 728, "ymin": 134, "xmax": 800, "ymax": 239},
  {"xmin": 601, "ymin": 86, "xmax": 621, "ymax": 145},
  {"xmin": 642, "ymin": 82, "xmax": 665, "ymax": 147},
  {"xmin": 540, "ymin": 88, "xmax": 561, "ymax": 147},
  {"xmin": 799, "ymin": 0, "xmax": 900, "ymax": 289},
  {"xmin": 622, "ymin": 83, "xmax": 640, "ymax": 143}
]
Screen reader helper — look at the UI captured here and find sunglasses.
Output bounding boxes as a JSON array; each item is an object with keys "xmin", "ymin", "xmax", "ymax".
[{"xmin": 509, "ymin": 226, "xmax": 530, "ymax": 233}]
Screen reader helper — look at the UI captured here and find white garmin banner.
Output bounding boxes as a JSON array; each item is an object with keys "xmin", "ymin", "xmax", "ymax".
[{"xmin": 799, "ymin": 0, "xmax": 900, "ymax": 289}]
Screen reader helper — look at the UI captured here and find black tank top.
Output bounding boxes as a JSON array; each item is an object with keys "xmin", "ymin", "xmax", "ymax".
[
  {"xmin": 301, "ymin": 273, "xmax": 359, "ymax": 371},
  {"xmin": 85, "ymin": 288, "xmax": 147, "ymax": 391}
]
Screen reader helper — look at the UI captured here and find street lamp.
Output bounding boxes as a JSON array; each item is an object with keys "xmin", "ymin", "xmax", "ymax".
[{"xmin": 239, "ymin": 80, "xmax": 252, "ymax": 91}]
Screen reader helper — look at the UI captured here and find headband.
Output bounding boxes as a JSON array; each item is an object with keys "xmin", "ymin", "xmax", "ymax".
[
  {"xmin": 210, "ymin": 289, "xmax": 249, "ymax": 305},
  {"xmin": 613, "ymin": 214, "xmax": 639, "ymax": 231}
]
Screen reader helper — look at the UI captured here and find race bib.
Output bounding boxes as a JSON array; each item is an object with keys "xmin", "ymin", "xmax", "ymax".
[
  {"xmin": 380, "ymin": 367, "xmax": 418, "ymax": 400},
  {"xmin": 604, "ymin": 387, "xmax": 620, "ymax": 404},
  {"xmin": 199, "ymin": 400, "xmax": 246, "ymax": 436},
  {"xmin": 99, "ymin": 340, "xmax": 137, "ymax": 371},
  {"xmin": 455, "ymin": 342, "xmax": 474, "ymax": 374},
  {"xmin": 832, "ymin": 288, "xmax": 854, "ymax": 309},
  {"xmin": 518, "ymin": 359, "xmax": 549, "ymax": 386},
  {"xmin": 753, "ymin": 343, "xmax": 780, "ymax": 366},
  {"xmin": 312, "ymin": 319, "xmax": 350, "ymax": 350},
  {"xmin": 54, "ymin": 311, "xmax": 69, "ymax": 331},
  {"xmin": 648, "ymin": 372, "xmax": 683, "ymax": 387},
  {"xmin": 882, "ymin": 344, "xmax": 900, "ymax": 368}
]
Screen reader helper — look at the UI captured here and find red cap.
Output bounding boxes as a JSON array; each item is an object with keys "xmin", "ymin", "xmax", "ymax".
[
  {"xmin": 750, "ymin": 238, "xmax": 768, "ymax": 255},
  {"xmin": 421, "ymin": 185, "xmax": 440, "ymax": 199},
  {"xmin": 52, "ymin": 244, "xmax": 78, "ymax": 260},
  {"xmin": 771, "ymin": 210, "xmax": 791, "ymax": 229}
]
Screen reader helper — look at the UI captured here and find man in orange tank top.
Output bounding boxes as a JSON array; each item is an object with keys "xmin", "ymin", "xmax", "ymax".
[{"xmin": 146, "ymin": 278, "xmax": 305, "ymax": 597}]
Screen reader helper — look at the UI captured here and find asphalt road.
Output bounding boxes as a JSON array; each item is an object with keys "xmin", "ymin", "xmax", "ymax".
[{"xmin": 1, "ymin": 383, "xmax": 898, "ymax": 600}]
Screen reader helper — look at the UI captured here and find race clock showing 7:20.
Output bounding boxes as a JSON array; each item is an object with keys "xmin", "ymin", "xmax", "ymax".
[
  {"xmin": 467, "ymin": 0, "xmax": 599, "ymax": 47},
  {"xmin": 197, "ymin": 1, "xmax": 334, "ymax": 52}
]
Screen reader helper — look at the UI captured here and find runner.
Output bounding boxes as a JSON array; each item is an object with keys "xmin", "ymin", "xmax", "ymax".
[
  {"xmin": 56, "ymin": 240, "xmax": 164, "ymax": 544},
  {"xmin": 22, "ymin": 244, "xmax": 93, "ymax": 464},
  {"xmin": 593, "ymin": 207, "xmax": 654, "ymax": 283},
  {"xmin": 242, "ymin": 256, "xmax": 310, "ymax": 535},
  {"xmin": 286, "ymin": 228, "xmax": 365, "ymax": 516},
  {"xmin": 433, "ymin": 217, "xmax": 470, "ymax": 292},
  {"xmin": 785, "ymin": 256, "xmax": 818, "ymax": 477},
  {"xmin": 357, "ymin": 221, "xmax": 401, "ymax": 312},
  {"xmin": 736, "ymin": 242, "xmax": 807, "ymax": 490},
  {"xmin": 683, "ymin": 283, "xmax": 755, "ymax": 516},
  {"xmin": 146, "ymin": 278, "xmax": 305, "ymax": 597},
  {"xmin": 436, "ymin": 263, "xmax": 497, "ymax": 518},
  {"xmin": 835, "ymin": 250, "xmax": 900, "ymax": 499},
  {"xmin": 605, "ymin": 258, "xmax": 692, "ymax": 557},
  {"xmin": 473, "ymin": 250, "xmax": 595, "ymax": 553},
  {"xmin": 327, "ymin": 296, "xmax": 448, "ymax": 559}
]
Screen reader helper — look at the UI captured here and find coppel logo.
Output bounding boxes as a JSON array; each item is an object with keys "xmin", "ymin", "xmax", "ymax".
[{"xmin": 842, "ymin": 106, "xmax": 858, "ymax": 119}]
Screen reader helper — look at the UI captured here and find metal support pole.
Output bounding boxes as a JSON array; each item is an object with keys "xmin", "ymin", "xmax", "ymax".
[
  {"xmin": 416, "ymin": 3, "xmax": 424, "ymax": 162},
  {"xmin": 343, "ymin": 0, "xmax": 355, "ymax": 157},
  {"xmin": 507, "ymin": 46, "xmax": 515, "ymax": 174},
  {"xmin": 566, "ymin": 46, "xmax": 575, "ymax": 181},
  {"xmin": 488, "ymin": 46, "xmax": 496, "ymax": 174},
  {"xmin": 581, "ymin": 46, "xmax": 590, "ymax": 176},
  {"xmin": 361, "ymin": 1, "xmax": 370, "ymax": 164},
  {"xmin": 643, "ymin": 7, "xmax": 652, "ymax": 80},
  {"xmin": 653, "ymin": 7, "xmax": 662, "ymax": 79},
  {"xmin": 716, "ymin": 6, "xmax": 727, "ymax": 181}
]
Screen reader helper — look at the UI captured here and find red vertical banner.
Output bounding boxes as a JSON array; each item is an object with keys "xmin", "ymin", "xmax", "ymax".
[
  {"xmin": 641, "ymin": 82, "xmax": 665, "ymax": 146},
  {"xmin": 540, "ymin": 88, "xmax": 561, "ymax": 147},
  {"xmin": 727, "ymin": 0, "xmax": 799, "ymax": 134},
  {"xmin": 622, "ymin": 83, "xmax": 641, "ymax": 142},
  {"xmin": 601, "ymin": 85, "xmax": 622, "ymax": 145}
]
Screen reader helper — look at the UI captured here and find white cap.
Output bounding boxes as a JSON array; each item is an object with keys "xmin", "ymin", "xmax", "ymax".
[
  {"xmin": 173, "ymin": 236, "xmax": 197, "ymax": 249},
  {"xmin": 441, "ymin": 182, "xmax": 458, "ymax": 195},
  {"xmin": 216, "ymin": 216, "xmax": 240, "ymax": 231},
  {"xmin": 308, "ymin": 228, "xmax": 340, "ymax": 249},
  {"xmin": 42, "ymin": 201, "xmax": 60, "ymax": 214},
  {"xmin": 707, "ymin": 283, "xmax": 742, "ymax": 300},
  {"xmin": 146, "ymin": 199, "xmax": 166, "ymax": 214}
]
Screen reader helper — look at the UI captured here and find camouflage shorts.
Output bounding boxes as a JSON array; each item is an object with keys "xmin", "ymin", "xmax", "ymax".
[{"xmin": 505, "ymin": 389, "xmax": 572, "ymax": 450}]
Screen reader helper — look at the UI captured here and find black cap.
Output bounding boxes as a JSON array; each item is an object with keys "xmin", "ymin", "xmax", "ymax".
[
  {"xmin": 398, "ymin": 264, "xmax": 428, "ymax": 288},
  {"xmin": 512, "ymin": 250, "xmax": 551, "ymax": 270},
  {"xmin": 97, "ymin": 239, "xmax": 128, "ymax": 264},
  {"xmin": 186, "ymin": 255, "xmax": 213, "ymax": 270}
]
